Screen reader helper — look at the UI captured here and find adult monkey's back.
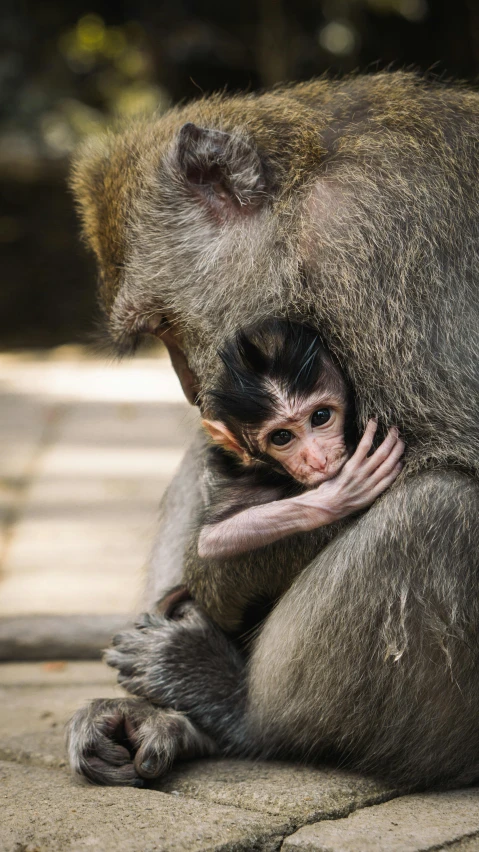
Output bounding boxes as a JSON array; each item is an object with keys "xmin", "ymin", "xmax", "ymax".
[{"xmin": 68, "ymin": 72, "xmax": 479, "ymax": 789}]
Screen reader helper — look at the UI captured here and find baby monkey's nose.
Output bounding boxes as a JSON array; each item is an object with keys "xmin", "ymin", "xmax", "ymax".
[{"xmin": 303, "ymin": 441, "xmax": 328, "ymax": 471}]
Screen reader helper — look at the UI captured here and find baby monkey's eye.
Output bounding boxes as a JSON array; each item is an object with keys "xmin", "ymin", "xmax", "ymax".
[
  {"xmin": 270, "ymin": 429, "xmax": 294, "ymax": 447},
  {"xmin": 311, "ymin": 408, "xmax": 332, "ymax": 427}
]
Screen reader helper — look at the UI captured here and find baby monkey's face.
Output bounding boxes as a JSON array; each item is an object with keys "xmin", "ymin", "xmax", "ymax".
[{"xmin": 256, "ymin": 390, "xmax": 349, "ymax": 488}]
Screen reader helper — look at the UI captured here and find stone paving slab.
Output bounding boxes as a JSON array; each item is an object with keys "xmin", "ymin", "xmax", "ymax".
[
  {"xmin": 0, "ymin": 662, "xmax": 118, "ymax": 770},
  {"xmin": 158, "ymin": 759, "xmax": 395, "ymax": 823},
  {"xmin": 0, "ymin": 762, "xmax": 288, "ymax": 852},
  {"xmin": 0, "ymin": 664, "xmax": 395, "ymax": 823},
  {"xmin": 282, "ymin": 790, "xmax": 479, "ymax": 851},
  {"xmin": 2, "ymin": 663, "xmax": 479, "ymax": 850}
]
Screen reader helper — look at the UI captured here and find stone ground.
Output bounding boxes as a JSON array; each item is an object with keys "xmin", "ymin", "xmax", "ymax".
[{"xmin": 1, "ymin": 348, "xmax": 479, "ymax": 851}]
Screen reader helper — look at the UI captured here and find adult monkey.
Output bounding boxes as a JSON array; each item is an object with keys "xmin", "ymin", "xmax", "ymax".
[{"xmin": 68, "ymin": 72, "xmax": 479, "ymax": 789}]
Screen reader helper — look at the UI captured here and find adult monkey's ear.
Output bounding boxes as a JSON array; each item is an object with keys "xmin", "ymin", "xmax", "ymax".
[
  {"xmin": 202, "ymin": 419, "xmax": 252, "ymax": 464},
  {"xmin": 177, "ymin": 123, "xmax": 266, "ymax": 217}
]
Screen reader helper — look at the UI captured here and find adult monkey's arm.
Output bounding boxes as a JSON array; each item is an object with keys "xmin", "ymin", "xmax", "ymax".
[{"xmin": 143, "ymin": 429, "xmax": 206, "ymax": 610}]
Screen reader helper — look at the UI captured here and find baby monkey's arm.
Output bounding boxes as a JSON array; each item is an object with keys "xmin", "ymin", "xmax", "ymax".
[{"xmin": 198, "ymin": 421, "xmax": 404, "ymax": 559}]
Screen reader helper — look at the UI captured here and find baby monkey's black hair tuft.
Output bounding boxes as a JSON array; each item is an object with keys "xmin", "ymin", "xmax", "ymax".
[{"xmin": 205, "ymin": 318, "xmax": 352, "ymax": 452}]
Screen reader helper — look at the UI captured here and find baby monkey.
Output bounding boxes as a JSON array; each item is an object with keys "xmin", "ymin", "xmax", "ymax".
[{"xmin": 199, "ymin": 319, "xmax": 405, "ymax": 560}]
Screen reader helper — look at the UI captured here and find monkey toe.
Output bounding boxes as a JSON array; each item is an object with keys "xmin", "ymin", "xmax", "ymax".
[
  {"xmin": 94, "ymin": 737, "xmax": 131, "ymax": 766},
  {"xmin": 134, "ymin": 611, "xmax": 165, "ymax": 631},
  {"xmin": 110, "ymin": 628, "xmax": 147, "ymax": 651},
  {"xmin": 134, "ymin": 744, "xmax": 169, "ymax": 779},
  {"xmin": 134, "ymin": 708, "xmax": 217, "ymax": 778},
  {"xmin": 81, "ymin": 755, "xmax": 144, "ymax": 787},
  {"xmin": 103, "ymin": 642, "xmax": 156, "ymax": 698},
  {"xmin": 67, "ymin": 698, "xmax": 156, "ymax": 787},
  {"xmin": 105, "ymin": 629, "xmax": 154, "ymax": 678},
  {"xmin": 135, "ymin": 754, "xmax": 162, "ymax": 779},
  {"xmin": 104, "ymin": 646, "xmax": 139, "ymax": 675}
]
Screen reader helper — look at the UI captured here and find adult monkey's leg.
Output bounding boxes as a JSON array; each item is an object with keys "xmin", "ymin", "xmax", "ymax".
[
  {"xmin": 108, "ymin": 471, "xmax": 479, "ymax": 789},
  {"xmin": 248, "ymin": 470, "xmax": 479, "ymax": 788}
]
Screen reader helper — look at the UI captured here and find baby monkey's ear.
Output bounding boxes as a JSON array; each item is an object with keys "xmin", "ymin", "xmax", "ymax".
[
  {"xmin": 176, "ymin": 123, "xmax": 265, "ymax": 218},
  {"xmin": 201, "ymin": 419, "xmax": 252, "ymax": 465}
]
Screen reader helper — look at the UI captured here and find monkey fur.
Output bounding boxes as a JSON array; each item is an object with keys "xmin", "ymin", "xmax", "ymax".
[
  {"xmin": 186, "ymin": 318, "xmax": 357, "ymax": 628},
  {"xmin": 68, "ymin": 72, "xmax": 479, "ymax": 790}
]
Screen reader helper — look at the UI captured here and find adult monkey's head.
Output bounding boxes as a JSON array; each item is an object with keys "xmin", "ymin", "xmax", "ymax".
[
  {"xmin": 71, "ymin": 90, "xmax": 325, "ymax": 403},
  {"xmin": 71, "ymin": 73, "xmax": 479, "ymax": 477}
]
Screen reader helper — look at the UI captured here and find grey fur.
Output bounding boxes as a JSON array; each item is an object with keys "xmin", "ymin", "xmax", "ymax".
[
  {"xmin": 68, "ymin": 73, "xmax": 479, "ymax": 789},
  {"xmin": 143, "ymin": 430, "xmax": 206, "ymax": 609},
  {"xmin": 106, "ymin": 471, "xmax": 479, "ymax": 789}
]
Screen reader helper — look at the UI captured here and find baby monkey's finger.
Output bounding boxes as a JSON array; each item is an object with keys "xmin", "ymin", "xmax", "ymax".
[
  {"xmin": 367, "ymin": 439, "xmax": 405, "ymax": 488},
  {"xmin": 369, "ymin": 462, "xmax": 403, "ymax": 502},
  {"xmin": 362, "ymin": 426, "xmax": 401, "ymax": 474},
  {"xmin": 347, "ymin": 419, "xmax": 378, "ymax": 468}
]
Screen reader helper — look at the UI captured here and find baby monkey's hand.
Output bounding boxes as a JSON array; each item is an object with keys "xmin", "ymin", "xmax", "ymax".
[{"xmin": 296, "ymin": 420, "xmax": 405, "ymax": 528}]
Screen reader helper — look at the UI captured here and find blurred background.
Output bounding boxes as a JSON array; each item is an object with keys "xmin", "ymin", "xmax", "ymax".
[
  {"xmin": 0, "ymin": 0, "xmax": 478, "ymax": 643},
  {"xmin": 1, "ymin": 0, "xmax": 479, "ymax": 350}
]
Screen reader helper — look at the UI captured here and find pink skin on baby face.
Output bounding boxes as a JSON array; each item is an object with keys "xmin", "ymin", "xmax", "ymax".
[{"xmin": 256, "ymin": 389, "xmax": 349, "ymax": 488}]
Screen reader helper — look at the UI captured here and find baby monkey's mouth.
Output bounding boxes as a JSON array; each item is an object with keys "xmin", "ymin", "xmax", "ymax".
[
  {"xmin": 300, "ymin": 453, "xmax": 349, "ymax": 489},
  {"xmin": 304, "ymin": 472, "xmax": 338, "ymax": 488}
]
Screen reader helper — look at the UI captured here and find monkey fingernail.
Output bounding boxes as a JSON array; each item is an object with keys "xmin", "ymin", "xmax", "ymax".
[{"xmin": 139, "ymin": 758, "xmax": 160, "ymax": 777}]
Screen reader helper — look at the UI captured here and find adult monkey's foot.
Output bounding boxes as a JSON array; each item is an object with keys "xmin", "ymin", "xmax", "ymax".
[
  {"xmin": 105, "ymin": 608, "xmax": 248, "ymax": 753},
  {"xmin": 66, "ymin": 696, "xmax": 216, "ymax": 786}
]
